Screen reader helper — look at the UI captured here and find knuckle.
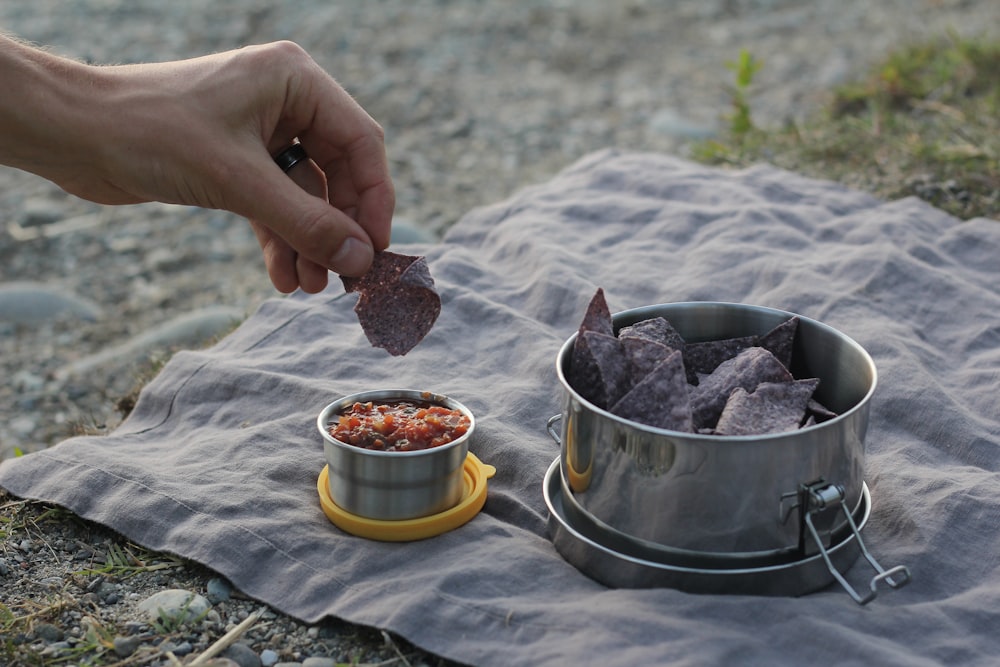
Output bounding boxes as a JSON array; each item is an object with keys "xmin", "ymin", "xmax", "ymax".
[{"xmin": 291, "ymin": 207, "xmax": 341, "ymax": 259}]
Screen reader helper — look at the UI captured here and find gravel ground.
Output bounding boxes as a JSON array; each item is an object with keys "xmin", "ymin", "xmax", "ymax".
[{"xmin": 1, "ymin": 1, "xmax": 998, "ymax": 665}]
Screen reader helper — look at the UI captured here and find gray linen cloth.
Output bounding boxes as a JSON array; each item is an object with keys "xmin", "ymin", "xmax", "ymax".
[{"xmin": 3, "ymin": 150, "xmax": 999, "ymax": 666}]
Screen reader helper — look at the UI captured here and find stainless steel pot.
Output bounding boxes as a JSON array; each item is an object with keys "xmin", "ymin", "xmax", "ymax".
[
  {"xmin": 553, "ymin": 302, "xmax": 875, "ymax": 560},
  {"xmin": 318, "ymin": 389, "xmax": 475, "ymax": 521}
]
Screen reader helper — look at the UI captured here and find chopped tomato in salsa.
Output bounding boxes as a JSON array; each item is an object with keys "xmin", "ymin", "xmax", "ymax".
[{"xmin": 329, "ymin": 400, "xmax": 471, "ymax": 452}]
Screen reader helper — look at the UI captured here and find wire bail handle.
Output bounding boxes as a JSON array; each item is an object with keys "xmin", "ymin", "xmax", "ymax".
[{"xmin": 797, "ymin": 480, "xmax": 911, "ymax": 605}]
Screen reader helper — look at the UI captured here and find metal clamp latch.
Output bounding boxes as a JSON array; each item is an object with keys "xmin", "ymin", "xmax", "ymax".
[{"xmin": 797, "ymin": 481, "xmax": 911, "ymax": 605}]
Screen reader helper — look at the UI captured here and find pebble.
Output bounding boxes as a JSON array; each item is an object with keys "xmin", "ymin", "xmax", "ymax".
[
  {"xmin": 260, "ymin": 649, "xmax": 280, "ymax": 667},
  {"xmin": 0, "ymin": 282, "xmax": 102, "ymax": 324},
  {"xmin": 648, "ymin": 108, "xmax": 717, "ymax": 140},
  {"xmin": 390, "ymin": 218, "xmax": 438, "ymax": 245},
  {"xmin": 123, "ymin": 621, "xmax": 145, "ymax": 634},
  {"xmin": 206, "ymin": 576, "xmax": 233, "ymax": 603},
  {"xmin": 301, "ymin": 658, "xmax": 339, "ymax": 667},
  {"xmin": 12, "ymin": 370, "xmax": 44, "ymax": 392},
  {"xmin": 222, "ymin": 642, "xmax": 262, "ymax": 667},
  {"xmin": 136, "ymin": 589, "xmax": 212, "ymax": 624},
  {"xmin": 17, "ymin": 197, "xmax": 66, "ymax": 227},
  {"xmin": 171, "ymin": 641, "xmax": 194, "ymax": 656},
  {"xmin": 34, "ymin": 622, "xmax": 64, "ymax": 642},
  {"xmin": 39, "ymin": 641, "xmax": 72, "ymax": 656},
  {"xmin": 112, "ymin": 635, "xmax": 142, "ymax": 658}
]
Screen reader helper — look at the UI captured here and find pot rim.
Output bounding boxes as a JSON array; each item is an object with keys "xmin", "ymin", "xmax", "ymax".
[
  {"xmin": 555, "ymin": 301, "xmax": 877, "ymax": 443},
  {"xmin": 317, "ymin": 388, "xmax": 476, "ymax": 458}
]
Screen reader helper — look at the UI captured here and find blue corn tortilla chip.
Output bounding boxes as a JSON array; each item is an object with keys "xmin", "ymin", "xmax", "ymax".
[
  {"xmin": 610, "ymin": 349, "xmax": 693, "ymax": 432},
  {"xmin": 570, "ymin": 331, "xmax": 629, "ymax": 410},
  {"xmin": 566, "ymin": 296, "xmax": 830, "ymax": 437},
  {"xmin": 806, "ymin": 398, "xmax": 838, "ymax": 424},
  {"xmin": 341, "ymin": 251, "xmax": 441, "ymax": 356},
  {"xmin": 682, "ymin": 317, "xmax": 799, "ymax": 383},
  {"xmin": 621, "ymin": 336, "xmax": 675, "ymax": 388},
  {"xmin": 758, "ymin": 316, "xmax": 798, "ymax": 369},
  {"xmin": 618, "ymin": 317, "xmax": 686, "ymax": 351},
  {"xmin": 714, "ymin": 378, "xmax": 820, "ymax": 436},
  {"xmin": 689, "ymin": 346, "xmax": 794, "ymax": 430},
  {"xmin": 578, "ymin": 288, "xmax": 614, "ymax": 338},
  {"xmin": 682, "ymin": 335, "xmax": 756, "ymax": 384}
]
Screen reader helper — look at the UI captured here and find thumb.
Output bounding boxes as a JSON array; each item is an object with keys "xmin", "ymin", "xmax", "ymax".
[{"xmin": 241, "ymin": 158, "xmax": 375, "ymax": 278}]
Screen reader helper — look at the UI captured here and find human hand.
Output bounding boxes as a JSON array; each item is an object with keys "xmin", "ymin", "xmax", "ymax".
[{"xmin": 0, "ymin": 38, "xmax": 394, "ymax": 293}]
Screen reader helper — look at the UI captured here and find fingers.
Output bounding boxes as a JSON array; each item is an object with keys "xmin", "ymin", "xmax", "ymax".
[
  {"xmin": 250, "ymin": 155, "xmax": 345, "ymax": 294},
  {"xmin": 249, "ymin": 218, "xmax": 334, "ymax": 295},
  {"xmin": 248, "ymin": 220, "xmax": 298, "ymax": 293},
  {"xmin": 227, "ymin": 42, "xmax": 394, "ymax": 290},
  {"xmin": 261, "ymin": 42, "xmax": 395, "ymax": 252},
  {"xmin": 295, "ymin": 254, "xmax": 331, "ymax": 294},
  {"xmin": 304, "ymin": 131, "xmax": 395, "ymax": 254}
]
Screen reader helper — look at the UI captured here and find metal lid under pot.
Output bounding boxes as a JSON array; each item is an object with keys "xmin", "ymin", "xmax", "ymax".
[{"xmin": 543, "ymin": 457, "xmax": 908, "ymax": 604}]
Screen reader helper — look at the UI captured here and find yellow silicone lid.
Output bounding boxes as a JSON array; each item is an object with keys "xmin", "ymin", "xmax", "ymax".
[{"xmin": 317, "ymin": 452, "xmax": 497, "ymax": 542}]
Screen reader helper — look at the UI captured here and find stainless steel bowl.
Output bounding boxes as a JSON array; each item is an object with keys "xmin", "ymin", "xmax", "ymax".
[
  {"xmin": 317, "ymin": 389, "xmax": 475, "ymax": 521},
  {"xmin": 554, "ymin": 302, "xmax": 876, "ymax": 559}
]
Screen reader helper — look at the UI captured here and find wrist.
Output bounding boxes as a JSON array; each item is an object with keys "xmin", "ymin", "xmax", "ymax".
[{"xmin": 0, "ymin": 36, "xmax": 110, "ymax": 185}]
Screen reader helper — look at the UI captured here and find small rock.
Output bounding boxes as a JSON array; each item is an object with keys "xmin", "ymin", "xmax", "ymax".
[
  {"xmin": 38, "ymin": 641, "xmax": 72, "ymax": 657},
  {"xmin": 171, "ymin": 641, "xmax": 194, "ymax": 656},
  {"xmin": 112, "ymin": 635, "xmax": 142, "ymax": 658},
  {"xmin": 390, "ymin": 218, "xmax": 438, "ymax": 245},
  {"xmin": 0, "ymin": 282, "xmax": 102, "ymax": 325},
  {"xmin": 145, "ymin": 246, "xmax": 184, "ymax": 272},
  {"xmin": 8, "ymin": 416, "xmax": 37, "ymax": 438},
  {"xmin": 123, "ymin": 621, "xmax": 145, "ymax": 634},
  {"xmin": 18, "ymin": 197, "xmax": 65, "ymax": 227},
  {"xmin": 137, "ymin": 589, "xmax": 211, "ymax": 625},
  {"xmin": 302, "ymin": 658, "xmax": 338, "ymax": 667},
  {"xmin": 222, "ymin": 642, "xmax": 262, "ymax": 667},
  {"xmin": 260, "ymin": 649, "xmax": 280, "ymax": 667},
  {"xmin": 12, "ymin": 370, "xmax": 44, "ymax": 392},
  {"xmin": 34, "ymin": 623, "xmax": 64, "ymax": 642},
  {"xmin": 206, "ymin": 577, "xmax": 233, "ymax": 603},
  {"xmin": 648, "ymin": 108, "xmax": 717, "ymax": 140}
]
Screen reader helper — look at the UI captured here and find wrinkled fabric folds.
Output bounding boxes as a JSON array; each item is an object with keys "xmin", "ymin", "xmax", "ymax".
[{"xmin": 3, "ymin": 150, "xmax": 999, "ymax": 667}]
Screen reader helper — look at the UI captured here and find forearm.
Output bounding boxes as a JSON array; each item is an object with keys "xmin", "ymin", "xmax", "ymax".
[
  {"xmin": 0, "ymin": 35, "xmax": 393, "ymax": 288},
  {"xmin": 0, "ymin": 35, "xmax": 106, "ymax": 183},
  {"xmin": 0, "ymin": 34, "xmax": 227, "ymax": 206}
]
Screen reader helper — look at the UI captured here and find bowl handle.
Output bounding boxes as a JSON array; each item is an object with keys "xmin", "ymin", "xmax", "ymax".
[
  {"xmin": 546, "ymin": 414, "xmax": 562, "ymax": 447},
  {"xmin": 803, "ymin": 482, "xmax": 911, "ymax": 605}
]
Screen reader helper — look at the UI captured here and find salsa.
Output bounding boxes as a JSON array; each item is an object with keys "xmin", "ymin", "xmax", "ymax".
[{"xmin": 329, "ymin": 400, "xmax": 471, "ymax": 452}]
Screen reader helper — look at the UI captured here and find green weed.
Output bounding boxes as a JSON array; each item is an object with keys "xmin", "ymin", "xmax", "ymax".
[{"xmin": 725, "ymin": 48, "xmax": 763, "ymax": 137}]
